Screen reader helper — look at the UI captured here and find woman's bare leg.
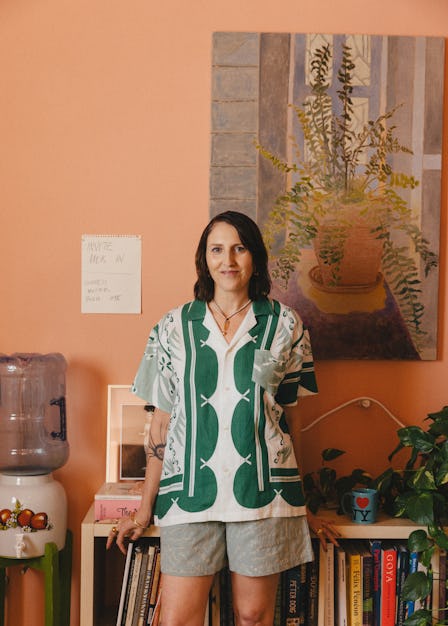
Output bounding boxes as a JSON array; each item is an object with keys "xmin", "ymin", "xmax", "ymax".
[
  {"xmin": 160, "ymin": 573, "xmax": 215, "ymax": 626},
  {"xmin": 231, "ymin": 571, "xmax": 280, "ymax": 626}
]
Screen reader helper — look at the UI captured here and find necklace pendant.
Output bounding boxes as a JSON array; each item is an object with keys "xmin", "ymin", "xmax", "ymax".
[{"xmin": 210, "ymin": 299, "xmax": 251, "ymax": 338}]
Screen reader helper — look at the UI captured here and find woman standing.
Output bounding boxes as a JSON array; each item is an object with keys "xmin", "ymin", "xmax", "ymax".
[{"xmin": 108, "ymin": 211, "xmax": 339, "ymax": 626}]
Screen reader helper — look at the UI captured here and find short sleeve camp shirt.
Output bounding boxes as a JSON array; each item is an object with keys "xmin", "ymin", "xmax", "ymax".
[{"xmin": 132, "ymin": 298, "xmax": 317, "ymax": 527}]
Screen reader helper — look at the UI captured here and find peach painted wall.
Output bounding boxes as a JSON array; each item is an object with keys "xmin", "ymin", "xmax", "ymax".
[{"xmin": 0, "ymin": 1, "xmax": 446, "ymax": 624}]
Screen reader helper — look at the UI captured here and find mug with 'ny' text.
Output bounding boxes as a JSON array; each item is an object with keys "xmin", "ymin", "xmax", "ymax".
[{"xmin": 342, "ymin": 487, "xmax": 379, "ymax": 524}]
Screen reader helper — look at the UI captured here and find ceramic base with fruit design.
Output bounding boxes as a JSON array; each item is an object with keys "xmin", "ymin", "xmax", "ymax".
[{"xmin": 0, "ymin": 473, "xmax": 67, "ymax": 558}]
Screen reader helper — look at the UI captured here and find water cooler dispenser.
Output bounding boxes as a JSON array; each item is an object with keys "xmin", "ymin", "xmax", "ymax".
[{"xmin": 0, "ymin": 353, "xmax": 69, "ymax": 559}]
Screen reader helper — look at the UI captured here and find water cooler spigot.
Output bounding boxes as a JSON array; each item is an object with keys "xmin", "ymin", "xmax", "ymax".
[{"xmin": 15, "ymin": 532, "xmax": 25, "ymax": 558}]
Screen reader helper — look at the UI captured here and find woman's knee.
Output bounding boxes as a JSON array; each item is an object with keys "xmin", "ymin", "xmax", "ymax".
[
  {"xmin": 231, "ymin": 571, "xmax": 279, "ymax": 626},
  {"xmin": 233, "ymin": 604, "xmax": 275, "ymax": 626}
]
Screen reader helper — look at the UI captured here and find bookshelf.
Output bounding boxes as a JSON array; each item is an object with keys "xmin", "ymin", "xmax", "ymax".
[
  {"xmin": 80, "ymin": 504, "xmax": 160, "ymax": 626},
  {"xmin": 80, "ymin": 504, "xmax": 422, "ymax": 626}
]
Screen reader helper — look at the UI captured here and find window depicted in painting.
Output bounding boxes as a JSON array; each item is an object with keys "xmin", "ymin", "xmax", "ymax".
[{"xmin": 210, "ymin": 32, "xmax": 444, "ymax": 360}]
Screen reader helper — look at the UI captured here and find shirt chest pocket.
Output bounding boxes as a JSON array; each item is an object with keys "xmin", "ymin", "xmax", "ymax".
[{"xmin": 251, "ymin": 349, "xmax": 286, "ymax": 396}]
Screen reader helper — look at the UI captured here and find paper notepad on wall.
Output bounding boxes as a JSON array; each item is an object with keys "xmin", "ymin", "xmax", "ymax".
[{"xmin": 81, "ymin": 234, "xmax": 141, "ymax": 314}]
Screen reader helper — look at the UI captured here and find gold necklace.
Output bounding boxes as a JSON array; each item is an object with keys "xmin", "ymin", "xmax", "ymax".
[{"xmin": 211, "ymin": 299, "xmax": 251, "ymax": 336}]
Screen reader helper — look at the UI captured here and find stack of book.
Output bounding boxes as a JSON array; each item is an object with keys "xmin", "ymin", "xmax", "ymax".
[
  {"xmin": 214, "ymin": 538, "xmax": 442, "ymax": 626},
  {"xmin": 116, "ymin": 537, "xmax": 162, "ymax": 626}
]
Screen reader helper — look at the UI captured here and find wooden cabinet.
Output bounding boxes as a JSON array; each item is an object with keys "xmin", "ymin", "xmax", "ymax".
[{"xmin": 80, "ymin": 505, "xmax": 421, "ymax": 626}]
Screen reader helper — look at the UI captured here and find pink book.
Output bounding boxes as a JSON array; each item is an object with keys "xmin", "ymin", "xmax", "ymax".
[{"xmin": 94, "ymin": 482, "xmax": 142, "ymax": 521}]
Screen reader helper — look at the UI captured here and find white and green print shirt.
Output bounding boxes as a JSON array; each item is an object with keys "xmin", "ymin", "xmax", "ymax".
[{"xmin": 132, "ymin": 298, "xmax": 317, "ymax": 527}]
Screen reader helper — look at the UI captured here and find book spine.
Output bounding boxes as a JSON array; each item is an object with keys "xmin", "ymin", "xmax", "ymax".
[
  {"xmin": 132, "ymin": 547, "xmax": 149, "ymax": 626},
  {"xmin": 283, "ymin": 564, "xmax": 307, "ymax": 625},
  {"xmin": 307, "ymin": 546, "xmax": 320, "ymax": 626},
  {"xmin": 116, "ymin": 542, "xmax": 134, "ymax": 626},
  {"xmin": 148, "ymin": 575, "xmax": 162, "ymax": 626},
  {"xmin": 348, "ymin": 549, "xmax": 362, "ymax": 626},
  {"xmin": 335, "ymin": 546, "xmax": 347, "ymax": 626},
  {"xmin": 273, "ymin": 574, "xmax": 282, "ymax": 626},
  {"xmin": 362, "ymin": 551, "xmax": 374, "ymax": 626},
  {"xmin": 370, "ymin": 540, "xmax": 381, "ymax": 626},
  {"xmin": 147, "ymin": 548, "xmax": 162, "ymax": 625},
  {"xmin": 125, "ymin": 545, "xmax": 144, "ymax": 626},
  {"xmin": 94, "ymin": 499, "xmax": 139, "ymax": 520},
  {"xmin": 406, "ymin": 551, "xmax": 418, "ymax": 617},
  {"xmin": 121, "ymin": 544, "xmax": 138, "ymax": 626},
  {"xmin": 299, "ymin": 563, "xmax": 308, "ymax": 625},
  {"xmin": 380, "ymin": 545, "xmax": 397, "ymax": 626},
  {"xmin": 137, "ymin": 545, "xmax": 156, "ymax": 626},
  {"xmin": 317, "ymin": 542, "xmax": 326, "ymax": 626},
  {"xmin": 284, "ymin": 566, "xmax": 300, "ymax": 625},
  {"xmin": 325, "ymin": 543, "xmax": 335, "ymax": 626},
  {"xmin": 395, "ymin": 544, "xmax": 409, "ymax": 626}
]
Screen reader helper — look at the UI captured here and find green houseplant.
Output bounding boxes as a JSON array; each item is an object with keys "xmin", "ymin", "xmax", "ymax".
[
  {"xmin": 303, "ymin": 407, "xmax": 448, "ymax": 626},
  {"xmin": 377, "ymin": 406, "xmax": 448, "ymax": 626},
  {"xmin": 303, "ymin": 447, "xmax": 373, "ymax": 514},
  {"xmin": 258, "ymin": 42, "xmax": 438, "ymax": 351}
]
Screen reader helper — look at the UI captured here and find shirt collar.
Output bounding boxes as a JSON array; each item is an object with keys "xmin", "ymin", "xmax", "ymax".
[{"xmin": 186, "ymin": 298, "xmax": 277, "ymax": 321}]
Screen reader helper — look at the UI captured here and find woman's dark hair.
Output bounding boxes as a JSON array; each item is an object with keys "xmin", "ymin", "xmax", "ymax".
[{"xmin": 194, "ymin": 211, "xmax": 271, "ymax": 301}]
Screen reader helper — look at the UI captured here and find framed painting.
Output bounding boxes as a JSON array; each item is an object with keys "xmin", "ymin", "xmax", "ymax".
[
  {"xmin": 106, "ymin": 385, "xmax": 153, "ymax": 482},
  {"xmin": 210, "ymin": 32, "xmax": 444, "ymax": 360}
]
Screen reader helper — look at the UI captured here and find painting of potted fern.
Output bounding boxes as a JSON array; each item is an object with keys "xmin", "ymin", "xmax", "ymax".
[{"xmin": 257, "ymin": 40, "xmax": 440, "ymax": 358}]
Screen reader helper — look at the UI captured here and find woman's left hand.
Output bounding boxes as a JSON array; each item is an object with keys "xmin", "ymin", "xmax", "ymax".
[{"xmin": 306, "ymin": 508, "xmax": 341, "ymax": 550}]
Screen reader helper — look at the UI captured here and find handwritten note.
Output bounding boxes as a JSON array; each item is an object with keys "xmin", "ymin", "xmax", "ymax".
[{"xmin": 81, "ymin": 235, "xmax": 141, "ymax": 314}]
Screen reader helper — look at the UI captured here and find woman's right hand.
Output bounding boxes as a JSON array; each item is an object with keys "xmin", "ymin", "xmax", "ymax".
[{"xmin": 106, "ymin": 511, "xmax": 150, "ymax": 555}]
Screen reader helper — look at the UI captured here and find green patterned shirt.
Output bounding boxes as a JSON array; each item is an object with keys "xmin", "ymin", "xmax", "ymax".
[{"xmin": 132, "ymin": 298, "xmax": 317, "ymax": 526}]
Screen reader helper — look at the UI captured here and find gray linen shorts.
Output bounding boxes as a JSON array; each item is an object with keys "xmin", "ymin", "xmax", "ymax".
[{"xmin": 160, "ymin": 516, "xmax": 313, "ymax": 577}]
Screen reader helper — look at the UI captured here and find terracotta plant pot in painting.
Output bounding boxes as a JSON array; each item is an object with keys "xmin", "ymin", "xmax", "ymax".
[{"xmin": 311, "ymin": 205, "xmax": 384, "ymax": 293}]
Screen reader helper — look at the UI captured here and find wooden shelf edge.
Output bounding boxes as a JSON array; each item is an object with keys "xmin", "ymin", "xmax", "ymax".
[
  {"xmin": 82, "ymin": 503, "xmax": 422, "ymax": 540},
  {"xmin": 316, "ymin": 509, "xmax": 424, "ymax": 539}
]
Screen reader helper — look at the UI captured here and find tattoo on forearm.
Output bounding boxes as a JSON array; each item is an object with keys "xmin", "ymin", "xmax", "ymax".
[
  {"xmin": 147, "ymin": 440, "xmax": 166, "ymax": 461},
  {"xmin": 145, "ymin": 421, "xmax": 167, "ymax": 461}
]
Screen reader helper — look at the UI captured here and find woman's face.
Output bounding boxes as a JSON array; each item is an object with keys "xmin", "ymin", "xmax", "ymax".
[{"xmin": 205, "ymin": 221, "xmax": 254, "ymax": 299}]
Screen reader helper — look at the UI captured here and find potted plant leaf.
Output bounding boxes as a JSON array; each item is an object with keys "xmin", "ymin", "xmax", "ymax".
[
  {"xmin": 303, "ymin": 447, "xmax": 373, "ymax": 514},
  {"xmin": 380, "ymin": 406, "xmax": 448, "ymax": 626},
  {"xmin": 257, "ymin": 42, "xmax": 438, "ymax": 352}
]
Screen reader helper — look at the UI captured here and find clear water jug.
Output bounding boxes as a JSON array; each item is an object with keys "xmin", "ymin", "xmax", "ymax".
[{"xmin": 0, "ymin": 353, "xmax": 69, "ymax": 475}]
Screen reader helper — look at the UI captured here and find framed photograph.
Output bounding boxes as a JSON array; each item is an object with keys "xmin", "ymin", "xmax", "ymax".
[{"xmin": 106, "ymin": 385, "xmax": 153, "ymax": 482}]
